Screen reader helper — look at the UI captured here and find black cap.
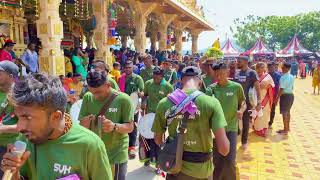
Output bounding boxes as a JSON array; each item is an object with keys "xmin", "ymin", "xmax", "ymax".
[
  {"xmin": 0, "ymin": 60, "xmax": 19, "ymax": 77},
  {"xmin": 153, "ymin": 66, "xmax": 164, "ymax": 75},
  {"xmin": 238, "ymin": 55, "xmax": 249, "ymax": 61},
  {"xmin": 3, "ymin": 40, "xmax": 16, "ymax": 47},
  {"xmin": 86, "ymin": 71, "xmax": 107, "ymax": 88},
  {"xmin": 181, "ymin": 66, "xmax": 202, "ymax": 79},
  {"xmin": 212, "ymin": 62, "xmax": 228, "ymax": 71}
]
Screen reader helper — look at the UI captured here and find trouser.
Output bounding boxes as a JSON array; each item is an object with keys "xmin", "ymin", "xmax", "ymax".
[
  {"xmin": 0, "ymin": 146, "xmax": 6, "ymax": 178},
  {"xmin": 269, "ymin": 103, "xmax": 276, "ymax": 126},
  {"xmin": 129, "ymin": 112, "xmax": 139, "ymax": 147},
  {"xmin": 139, "ymin": 136, "xmax": 159, "ymax": 162},
  {"xmin": 241, "ymin": 109, "xmax": 251, "ymax": 145},
  {"xmin": 166, "ymin": 172, "xmax": 211, "ymax": 180},
  {"xmin": 213, "ymin": 132, "xmax": 237, "ymax": 180},
  {"xmin": 113, "ymin": 162, "xmax": 128, "ymax": 180}
]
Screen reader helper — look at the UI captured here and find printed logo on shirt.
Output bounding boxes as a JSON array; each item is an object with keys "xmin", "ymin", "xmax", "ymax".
[
  {"xmin": 130, "ymin": 82, "xmax": 135, "ymax": 85},
  {"xmin": 54, "ymin": 163, "xmax": 72, "ymax": 175},
  {"xmin": 109, "ymin": 108, "xmax": 118, "ymax": 113},
  {"xmin": 184, "ymin": 140, "xmax": 197, "ymax": 146},
  {"xmin": 159, "ymin": 91, "xmax": 164, "ymax": 95},
  {"xmin": 237, "ymin": 75, "xmax": 247, "ymax": 83},
  {"xmin": 226, "ymin": 92, "xmax": 234, "ymax": 96}
]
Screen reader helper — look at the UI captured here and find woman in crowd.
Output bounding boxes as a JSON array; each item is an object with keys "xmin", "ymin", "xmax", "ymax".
[
  {"xmin": 312, "ymin": 63, "xmax": 320, "ymax": 95},
  {"xmin": 72, "ymin": 47, "xmax": 88, "ymax": 80},
  {"xmin": 253, "ymin": 62, "xmax": 275, "ymax": 137}
]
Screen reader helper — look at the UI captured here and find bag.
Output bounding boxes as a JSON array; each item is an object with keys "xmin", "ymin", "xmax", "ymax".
[
  {"xmin": 157, "ymin": 91, "xmax": 202, "ymax": 174},
  {"xmin": 90, "ymin": 92, "xmax": 118, "ymax": 137},
  {"xmin": 248, "ymin": 87, "xmax": 257, "ymax": 107}
]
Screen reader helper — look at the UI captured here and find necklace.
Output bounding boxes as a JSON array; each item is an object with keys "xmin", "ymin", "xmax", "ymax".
[{"xmin": 63, "ymin": 114, "xmax": 73, "ymax": 134}]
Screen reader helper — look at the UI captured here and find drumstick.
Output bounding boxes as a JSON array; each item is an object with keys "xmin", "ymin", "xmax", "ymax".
[{"xmin": 141, "ymin": 136, "xmax": 150, "ymax": 151}]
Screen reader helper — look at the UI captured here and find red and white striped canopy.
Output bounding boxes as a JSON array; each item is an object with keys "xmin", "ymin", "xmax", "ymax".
[
  {"xmin": 221, "ymin": 39, "xmax": 240, "ymax": 58},
  {"xmin": 277, "ymin": 34, "xmax": 313, "ymax": 57},
  {"xmin": 243, "ymin": 38, "xmax": 274, "ymax": 56}
]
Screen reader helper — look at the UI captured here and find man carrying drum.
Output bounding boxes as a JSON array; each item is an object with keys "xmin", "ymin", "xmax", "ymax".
[
  {"xmin": 140, "ymin": 66, "xmax": 173, "ymax": 168},
  {"xmin": 79, "ymin": 71, "xmax": 134, "ymax": 180},
  {"xmin": 122, "ymin": 61, "xmax": 144, "ymax": 159}
]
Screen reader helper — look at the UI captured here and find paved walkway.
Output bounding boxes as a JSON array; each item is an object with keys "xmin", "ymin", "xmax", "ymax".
[{"xmin": 127, "ymin": 77, "xmax": 320, "ymax": 180}]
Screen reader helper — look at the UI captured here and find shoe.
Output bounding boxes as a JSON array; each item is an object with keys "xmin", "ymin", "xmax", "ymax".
[
  {"xmin": 241, "ymin": 143, "xmax": 248, "ymax": 151},
  {"xmin": 144, "ymin": 160, "xmax": 150, "ymax": 167},
  {"xmin": 268, "ymin": 125, "xmax": 273, "ymax": 129},
  {"xmin": 128, "ymin": 148, "xmax": 136, "ymax": 159}
]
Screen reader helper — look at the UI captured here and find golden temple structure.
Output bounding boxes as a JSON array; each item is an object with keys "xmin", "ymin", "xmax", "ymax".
[{"xmin": 0, "ymin": 0, "xmax": 213, "ymax": 75}]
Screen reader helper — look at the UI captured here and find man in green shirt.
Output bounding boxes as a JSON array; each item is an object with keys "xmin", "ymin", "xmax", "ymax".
[
  {"xmin": 200, "ymin": 59, "xmax": 215, "ymax": 92},
  {"xmin": 152, "ymin": 66, "xmax": 230, "ymax": 180},
  {"xmin": 123, "ymin": 61, "xmax": 144, "ymax": 159},
  {"xmin": 79, "ymin": 71, "xmax": 134, "ymax": 180},
  {"xmin": 91, "ymin": 60, "xmax": 120, "ymax": 91},
  {"xmin": 206, "ymin": 63, "xmax": 246, "ymax": 180},
  {"xmin": 1, "ymin": 73, "xmax": 113, "ymax": 180},
  {"xmin": 140, "ymin": 66, "xmax": 173, "ymax": 166},
  {"xmin": 140, "ymin": 55, "xmax": 154, "ymax": 82},
  {"xmin": 163, "ymin": 59, "xmax": 178, "ymax": 85},
  {"xmin": 0, "ymin": 61, "xmax": 20, "ymax": 177}
]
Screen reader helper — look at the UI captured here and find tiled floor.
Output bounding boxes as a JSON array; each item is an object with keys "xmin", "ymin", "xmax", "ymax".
[{"xmin": 127, "ymin": 77, "xmax": 320, "ymax": 180}]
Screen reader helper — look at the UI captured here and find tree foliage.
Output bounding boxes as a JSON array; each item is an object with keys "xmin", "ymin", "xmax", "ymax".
[{"xmin": 232, "ymin": 11, "xmax": 320, "ymax": 52}]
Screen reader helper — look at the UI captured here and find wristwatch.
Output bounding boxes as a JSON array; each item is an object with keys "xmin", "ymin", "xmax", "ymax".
[{"xmin": 113, "ymin": 123, "xmax": 119, "ymax": 132}]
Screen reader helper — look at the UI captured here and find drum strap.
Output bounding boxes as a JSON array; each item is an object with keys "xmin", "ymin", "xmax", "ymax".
[{"xmin": 90, "ymin": 92, "xmax": 119, "ymax": 137}]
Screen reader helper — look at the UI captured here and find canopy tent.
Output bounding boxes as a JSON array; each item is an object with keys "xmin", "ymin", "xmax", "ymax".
[
  {"xmin": 276, "ymin": 34, "xmax": 313, "ymax": 57},
  {"xmin": 221, "ymin": 38, "xmax": 240, "ymax": 58},
  {"xmin": 242, "ymin": 38, "xmax": 274, "ymax": 56}
]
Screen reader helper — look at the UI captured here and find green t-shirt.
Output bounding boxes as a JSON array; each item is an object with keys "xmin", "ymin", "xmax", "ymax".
[
  {"xmin": 108, "ymin": 76, "xmax": 120, "ymax": 91},
  {"xmin": 152, "ymin": 90, "xmax": 227, "ymax": 179},
  {"xmin": 0, "ymin": 91, "xmax": 20, "ymax": 147},
  {"xmin": 21, "ymin": 124, "xmax": 113, "ymax": 180},
  {"xmin": 201, "ymin": 74, "xmax": 213, "ymax": 92},
  {"xmin": 140, "ymin": 66, "xmax": 154, "ymax": 82},
  {"xmin": 144, "ymin": 79, "xmax": 173, "ymax": 113},
  {"xmin": 164, "ymin": 70, "xmax": 178, "ymax": 85},
  {"xmin": 79, "ymin": 89, "xmax": 134, "ymax": 164},
  {"xmin": 124, "ymin": 73, "xmax": 144, "ymax": 95},
  {"xmin": 206, "ymin": 81, "xmax": 245, "ymax": 132}
]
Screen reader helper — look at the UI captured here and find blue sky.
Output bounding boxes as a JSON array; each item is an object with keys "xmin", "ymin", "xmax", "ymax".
[{"xmin": 183, "ymin": 0, "xmax": 320, "ymax": 51}]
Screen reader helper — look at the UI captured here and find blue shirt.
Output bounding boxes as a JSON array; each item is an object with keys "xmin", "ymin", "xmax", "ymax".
[
  {"xmin": 269, "ymin": 71, "xmax": 282, "ymax": 97},
  {"xmin": 21, "ymin": 49, "xmax": 38, "ymax": 73},
  {"xmin": 279, "ymin": 72, "xmax": 294, "ymax": 94}
]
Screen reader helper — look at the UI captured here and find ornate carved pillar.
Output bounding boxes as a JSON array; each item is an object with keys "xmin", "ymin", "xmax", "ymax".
[
  {"xmin": 175, "ymin": 29, "xmax": 183, "ymax": 55},
  {"xmin": 150, "ymin": 31, "xmax": 157, "ymax": 52},
  {"xmin": 92, "ymin": 0, "xmax": 112, "ymax": 68},
  {"xmin": 36, "ymin": 0, "xmax": 65, "ymax": 75},
  {"xmin": 158, "ymin": 14, "xmax": 176, "ymax": 52},
  {"xmin": 129, "ymin": 0, "xmax": 156, "ymax": 54},
  {"xmin": 191, "ymin": 29, "xmax": 202, "ymax": 54}
]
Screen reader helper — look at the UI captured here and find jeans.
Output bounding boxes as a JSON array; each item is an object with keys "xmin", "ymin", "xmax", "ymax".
[
  {"xmin": 213, "ymin": 132, "xmax": 237, "ymax": 180},
  {"xmin": 241, "ymin": 109, "xmax": 251, "ymax": 145},
  {"xmin": 269, "ymin": 103, "xmax": 276, "ymax": 126},
  {"xmin": 129, "ymin": 113, "xmax": 139, "ymax": 147},
  {"xmin": 113, "ymin": 162, "xmax": 128, "ymax": 180}
]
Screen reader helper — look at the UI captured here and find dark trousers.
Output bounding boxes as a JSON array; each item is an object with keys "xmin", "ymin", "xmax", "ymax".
[
  {"xmin": 269, "ymin": 103, "xmax": 276, "ymax": 126},
  {"xmin": 139, "ymin": 136, "xmax": 159, "ymax": 163},
  {"xmin": 166, "ymin": 172, "xmax": 211, "ymax": 180},
  {"xmin": 0, "ymin": 146, "xmax": 6, "ymax": 178},
  {"xmin": 113, "ymin": 162, "xmax": 128, "ymax": 180},
  {"xmin": 213, "ymin": 132, "xmax": 237, "ymax": 180},
  {"xmin": 241, "ymin": 109, "xmax": 251, "ymax": 145},
  {"xmin": 129, "ymin": 113, "xmax": 139, "ymax": 147}
]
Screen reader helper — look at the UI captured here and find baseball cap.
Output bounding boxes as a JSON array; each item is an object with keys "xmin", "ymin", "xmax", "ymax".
[
  {"xmin": 0, "ymin": 60, "xmax": 19, "ymax": 77},
  {"xmin": 181, "ymin": 66, "xmax": 202, "ymax": 79},
  {"xmin": 3, "ymin": 40, "xmax": 16, "ymax": 47},
  {"xmin": 212, "ymin": 62, "xmax": 229, "ymax": 70},
  {"xmin": 153, "ymin": 66, "xmax": 164, "ymax": 75}
]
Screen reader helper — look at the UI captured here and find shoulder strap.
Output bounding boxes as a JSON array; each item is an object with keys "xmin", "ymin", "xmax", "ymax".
[{"xmin": 98, "ymin": 92, "xmax": 119, "ymax": 116}]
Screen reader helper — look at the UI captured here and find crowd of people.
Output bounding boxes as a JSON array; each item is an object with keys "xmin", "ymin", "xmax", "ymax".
[{"xmin": 0, "ymin": 40, "xmax": 313, "ymax": 180}]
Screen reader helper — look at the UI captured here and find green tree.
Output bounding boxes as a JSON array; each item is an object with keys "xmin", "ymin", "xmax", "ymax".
[{"xmin": 232, "ymin": 11, "xmax": 320, "ymax": 52}]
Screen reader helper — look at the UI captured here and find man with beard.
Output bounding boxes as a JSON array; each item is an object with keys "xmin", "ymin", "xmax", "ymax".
[
  {"xmin": 267, "ymin": 62, "xmax": 281, "ymax": 129},
  {"xmin": 200, "ymin": 59, "xmax": 215, "ymax": 92},
  {"xmin": 122, "ymin": 61, "xmax": 144, "ymax": 159},
  {"xmin": 1, "ymin": 73, "xmax": 113, "ymax": 180},
  {"xmin": 0, "ymin": 61, "xmax": 20, "ymax": 177},
  {"xmin": 234, "ymin": 56, "xmax": 261, "ymax": 151},
  {"xmin": 91, "ymin": 60, "xmax": 120, "ymax": 91},
  {"xmin": 79, "ymin": 71, "xmax": 134, "ymax": 180},
  {"xmin": 140, "ymin": 55, "xmax": 155, "ymax": 82},
  {"xmin": 140, "ymin": 66, "xmax": 173, "ymax": 167},
  {"xmin": 163, "ymin": 59, "xmax": 178, "ymax": 85},
  {"xmin": 153, "ymin": 66, "xmax": 229, "ymax": 180}
]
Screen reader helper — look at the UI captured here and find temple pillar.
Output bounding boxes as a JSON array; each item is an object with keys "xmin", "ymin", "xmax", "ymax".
[
  {"xmin": 121, "ymin": 36, "xmax": 128, "ymax": 49},
  {"xmin": 92, "ymin": 0, "xmax": 112, "ymax": 68},
  {"xmin": 191, "ymin": 29, "xmax": 202, "ymax": 54},
  {"xmin": 128, "ymin": 0, "xmax": 157, "ymax": 54},
  {"xmin": 150, "ymin": 31, "xmax": 157, "ymax": 52},
  {"xmin": 36, "ymin": 0, "xmax": 65, "ymax": 75},
  {"xmin": 174, "ymin": 21, "xmax": 191, "ymax": 56},
  {"xmin": 158, "ymin": 14, "xmax": 176, "ymax": 52}
]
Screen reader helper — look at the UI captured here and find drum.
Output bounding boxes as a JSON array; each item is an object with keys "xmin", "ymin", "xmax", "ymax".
[
  {"xmin": 130, "ymin": 92, "xmax": 140, "ymax": 113},
  {"xmin": 70, "ymin": 99, "xmax": 83, "ymax": 123},
  {"xmin": 137, "ymin": 113, "xmax": 155, "ymax": 139}
]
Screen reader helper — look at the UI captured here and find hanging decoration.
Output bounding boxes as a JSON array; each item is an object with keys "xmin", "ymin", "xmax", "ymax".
[
  {"xmin": 86, "ymin": 0, "xmax": 89, "ymax": 19},
  {"xmin": 63, "ymin": 0, "xmax": 67, "ymax": 16},
  {"xmin": 35, "ymin": 0, "xmax": 39, "ymax": 17},
  {"xmin": 107, "ymin": 2, "xmax": 117, "ymax": 45},
  {"xmin": 74, "ymin": 0, "xmax": 79, "ymax": 18},
  {"xmin": 80, "ymin": 0, "xmax": 84, "ymax": 19}
]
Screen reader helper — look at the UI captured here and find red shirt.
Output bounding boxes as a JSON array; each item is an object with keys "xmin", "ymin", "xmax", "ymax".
[{"xmin": 0, "ymin": 50, "xmax": 13, "ymax": 62}]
